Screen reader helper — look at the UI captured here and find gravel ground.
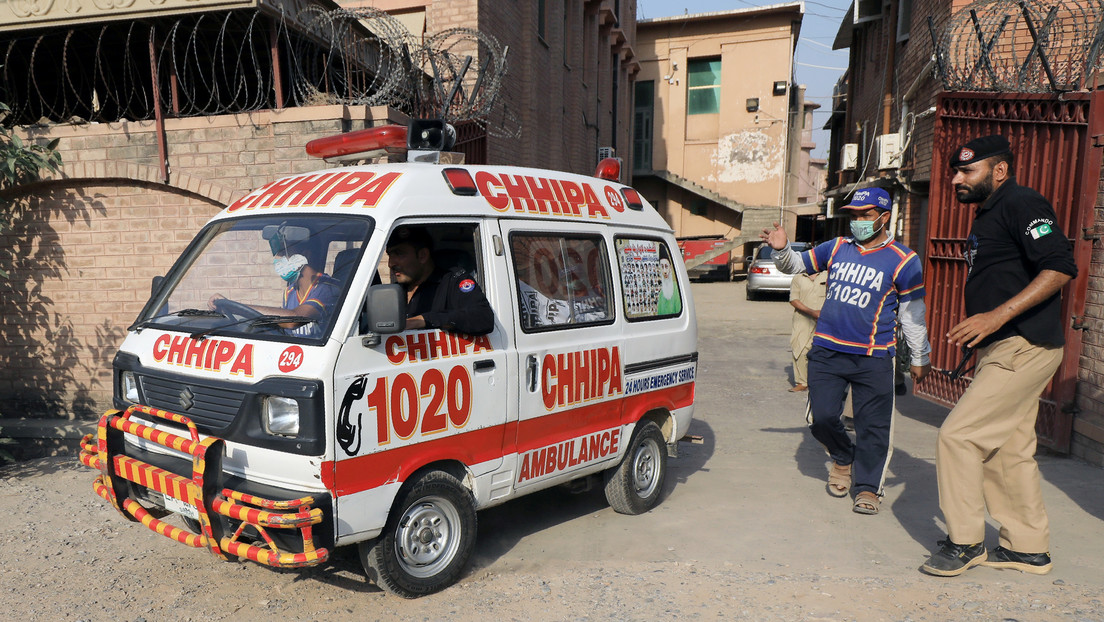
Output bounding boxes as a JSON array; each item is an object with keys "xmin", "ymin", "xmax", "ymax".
[{"xmin": 3, "ymin": 282, "xmax": 1103, "ymax": 621}]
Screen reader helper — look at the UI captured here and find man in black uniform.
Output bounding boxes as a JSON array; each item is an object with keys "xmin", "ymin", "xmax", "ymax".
[
  {"xmin": 386, "ymin": 225, "xmax": 494, "ymax": 336},
  {"xmin": 921, "ymin": 135, "xmax": 1077, "ymax": 577}
]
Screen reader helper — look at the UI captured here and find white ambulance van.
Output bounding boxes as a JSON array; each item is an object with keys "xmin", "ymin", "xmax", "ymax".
[{"xmin": 79, "ymin": 120, "xmax": 698, "ymax": 597}]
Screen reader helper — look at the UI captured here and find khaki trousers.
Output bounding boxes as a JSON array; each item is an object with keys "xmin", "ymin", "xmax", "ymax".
[
  {"xmin": 793, "ymin": 342, "xmax": 811, "ymax": 386},
  {"xmin": 936, "ymin": 336, "xmax": 1062, "ymax": 553}
]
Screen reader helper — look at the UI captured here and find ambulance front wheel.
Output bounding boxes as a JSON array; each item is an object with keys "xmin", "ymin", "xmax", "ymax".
[
  {"xmin": 604, "ymin": 420, "xmax": 667, "ymax": 515},
  {"xmin": 360, "ymin": 470, "xmax": 477, "ymax": 598}
]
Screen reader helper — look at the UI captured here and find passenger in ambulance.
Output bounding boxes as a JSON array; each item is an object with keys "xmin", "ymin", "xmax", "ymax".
[
  {"xmin": 208, "ymin": 242, "xmax": 342, "ymax": 338},
  {"xmin": 385, "ymin": 225, "xmax": 494, "ymax": 336}
]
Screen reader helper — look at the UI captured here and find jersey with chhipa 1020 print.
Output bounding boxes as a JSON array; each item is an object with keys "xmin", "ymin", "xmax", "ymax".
[{"xmin": 798, "ymin": 238, "xmax": 924, "ymax": 358}]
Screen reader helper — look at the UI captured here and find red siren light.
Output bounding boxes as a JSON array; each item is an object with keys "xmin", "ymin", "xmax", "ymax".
[
  {"xmin": 305, "ymin": 125, "xmax": 409, "ymax": 159},
  {"xmin": 595, "ymin": 157, "xmax": 621, "ymax": 182}
]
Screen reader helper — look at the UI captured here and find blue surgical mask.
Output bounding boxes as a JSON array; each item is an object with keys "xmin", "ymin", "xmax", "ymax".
[{"xmin": 850, "ymin": 216, "xmax": 884, "ymax": 242}]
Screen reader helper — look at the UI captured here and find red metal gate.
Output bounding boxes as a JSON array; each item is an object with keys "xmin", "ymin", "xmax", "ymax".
[{"xmin": 919, "ymin": 91, "xmax": 1104, "ymax": 452}]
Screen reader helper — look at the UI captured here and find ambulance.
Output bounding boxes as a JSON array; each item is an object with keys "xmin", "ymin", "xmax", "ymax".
[{"xmin": 78, "ymin": 120, "xmax": 698, "ymax": 597}]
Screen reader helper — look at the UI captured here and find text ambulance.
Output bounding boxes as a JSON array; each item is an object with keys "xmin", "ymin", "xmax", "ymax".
[{"xmin": 79, "ymin": 121, "xmax": 698, "ymax": 597}]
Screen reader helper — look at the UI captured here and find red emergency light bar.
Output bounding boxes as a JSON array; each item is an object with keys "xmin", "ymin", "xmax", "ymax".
[{"xmin": 305, "ymin": 125, "xmax": 408, "ymax": 159}]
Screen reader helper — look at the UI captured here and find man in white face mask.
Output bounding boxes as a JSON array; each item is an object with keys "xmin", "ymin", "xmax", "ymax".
[
  {"xmin": 209, "ymin": 242, "xmax": 341, "ymax": 337},
  {"xmin": 759, "ymin": 187, "xmax": 931, "ymax": 517}
]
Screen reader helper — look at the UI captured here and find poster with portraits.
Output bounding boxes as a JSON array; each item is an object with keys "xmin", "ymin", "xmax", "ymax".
[{"xmin": 616, "ymin": 239, "xmax": 682, "ymax": 319}]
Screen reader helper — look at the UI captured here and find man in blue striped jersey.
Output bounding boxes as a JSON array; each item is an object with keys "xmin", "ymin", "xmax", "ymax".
[{"xmin": 760, "ymin": 187, "xmax": 931, "ymax": 515}]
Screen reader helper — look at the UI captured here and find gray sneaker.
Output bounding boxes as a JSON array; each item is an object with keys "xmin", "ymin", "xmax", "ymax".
[
  {"xmin": 982, "ymin": 546, "xmax": 1053, "ymax": 575},
  {"xmin": 920, "ymin": 539, "xmax": 986, "ymax": 577}
]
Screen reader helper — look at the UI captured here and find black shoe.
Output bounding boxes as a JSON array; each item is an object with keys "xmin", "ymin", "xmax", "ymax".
[
  {"xmin": 895, "ymin": 382, "xmax": 907, "ymax": 396},
  {"xmin": 982, "ymin": 546, "xmax": 1053, "ymax": 575},
  {"xmin": 920, "ymin": 539, "xmax": 986, "ymax": 577}
]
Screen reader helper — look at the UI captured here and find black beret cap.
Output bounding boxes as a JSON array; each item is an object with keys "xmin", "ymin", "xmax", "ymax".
[
  {"xmin": 949, "ymin": 135, "xmax": 1011, "ymax": 168},
  {"xmin": 386, "ymin": 225, "xmax": 434, "ymax": 251}
]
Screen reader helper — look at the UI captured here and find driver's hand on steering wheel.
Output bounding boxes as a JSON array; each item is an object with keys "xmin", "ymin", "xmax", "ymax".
[{"xmin": 208, "ymin": 293, "xmax": 226, "ymax": 310}]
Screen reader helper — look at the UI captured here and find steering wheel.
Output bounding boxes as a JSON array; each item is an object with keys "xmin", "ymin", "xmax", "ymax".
[{"xmin": 212, "ymin": 297, "xmax": 263, "ymax": 321}]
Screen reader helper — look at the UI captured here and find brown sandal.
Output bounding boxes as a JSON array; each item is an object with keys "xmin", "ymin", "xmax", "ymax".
[
  {"xmin": 853, "ymin": 491, "xmax": 880, "ymax": 515},
  {"xmin": 827, "ymin": 462, "xmax": 851, "ymax": 497}
]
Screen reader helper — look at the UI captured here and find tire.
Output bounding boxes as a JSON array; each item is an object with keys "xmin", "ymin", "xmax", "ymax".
[
  {"xmin": 359, "ymin": 470, "xmax": 477, "ymax": 598},
  {"xmin": 604, "ymin": 420, "xmax": 667, "ymax": 515},
  {"xmin": 746, "ymin": 287, "xmax": 757, "ymax": 301}
]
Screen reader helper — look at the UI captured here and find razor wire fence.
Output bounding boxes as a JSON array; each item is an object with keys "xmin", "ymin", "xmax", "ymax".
[
  {"xmin": 0, "ymin": 6, "xmax": 518, "ymax": 136},
  {"xmin": 934, "ymin": 0, "xmax": 1104, "ymax": 92}
]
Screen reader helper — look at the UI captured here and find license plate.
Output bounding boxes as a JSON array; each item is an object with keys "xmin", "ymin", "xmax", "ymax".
[{"xmin": 164, "ymin": 494, "xmax": 200, "ymax": 521}]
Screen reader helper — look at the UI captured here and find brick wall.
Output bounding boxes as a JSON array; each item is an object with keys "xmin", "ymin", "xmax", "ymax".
[
  {"xmin": 426, "ymin": 0, "xmax": 633, "ymax": 175},
  {"xmin": 1075, "ymin": 195, "xmax": 1104, "ymax": 465},
  {"xmin": 0, "ymin": 105, "xmax": 402, "ymax": 425}
]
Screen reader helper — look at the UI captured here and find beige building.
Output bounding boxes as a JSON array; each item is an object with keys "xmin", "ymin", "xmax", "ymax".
[{"xmin": 632, "ymin": 4, "xmax": 817, "ymax": 276}]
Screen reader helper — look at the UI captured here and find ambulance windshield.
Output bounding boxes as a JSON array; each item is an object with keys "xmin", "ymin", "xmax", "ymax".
[{"xmin": 136, "ymin": 215, "xmax": 373, "ymax": 341}]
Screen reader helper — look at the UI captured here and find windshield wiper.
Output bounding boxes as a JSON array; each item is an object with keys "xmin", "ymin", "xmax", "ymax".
[
  {"xmin": 189, "ymin": 315, "xmax": 315, "ymax": 341},
  {"xmin": 132, "ymin": 308, "xmax": 226, "ymax": 332}
]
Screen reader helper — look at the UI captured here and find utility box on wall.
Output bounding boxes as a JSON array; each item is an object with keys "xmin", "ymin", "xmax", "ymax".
[
  {"xmin": 841, "ymin": 143, "xmax": 859, "ymax": 170},
  {"xmin": 875, "ymin": 134, "xmax": 901, "ymax": 170}
]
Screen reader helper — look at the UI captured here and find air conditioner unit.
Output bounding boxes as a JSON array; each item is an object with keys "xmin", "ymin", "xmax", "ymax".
[
  {"xmin": 840, "ymin": 143, "xmax": 859, "ymax": 171},
  {"xmin": 875, "ymin": 134, "xmax": 901, "ymax": 170},
  {"xmin": 597, "ymin": 146, "xmax": 616, "ymax": 160}
]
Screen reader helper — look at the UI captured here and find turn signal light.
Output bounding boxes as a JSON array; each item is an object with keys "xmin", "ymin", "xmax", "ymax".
[
  {"xmin": 621, "ymin": 187, "xmax": 644, "ymax": 210},
  {"xmin": 442, "ymin": 168, "xmax": 478, "ymax": 196}
]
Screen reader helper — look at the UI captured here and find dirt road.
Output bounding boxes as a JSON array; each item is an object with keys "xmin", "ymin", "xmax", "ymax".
[{"xmin": 2, "ymin": 282, "xmax": 1103, "ymax": 621}]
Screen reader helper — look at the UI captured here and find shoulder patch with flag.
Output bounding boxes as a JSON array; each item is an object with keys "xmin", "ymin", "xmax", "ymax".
[{"xmin": 1029, "ymin": 223, "xmax": 1053, "ymax": 239}]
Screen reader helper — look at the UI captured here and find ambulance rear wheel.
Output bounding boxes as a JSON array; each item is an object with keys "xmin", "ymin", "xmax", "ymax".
[
  {"xmin": 604, "ymin": 420, "xmax": 667, "ymax": 515},
  {"xmin": 360, "ymin": 470, "xmax": 477, "ymax": 598}
]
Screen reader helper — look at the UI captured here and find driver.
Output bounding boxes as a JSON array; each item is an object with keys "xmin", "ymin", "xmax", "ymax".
[{"xmin": 208, "ymin": 244, "xmax": 341, "ymax": 338}]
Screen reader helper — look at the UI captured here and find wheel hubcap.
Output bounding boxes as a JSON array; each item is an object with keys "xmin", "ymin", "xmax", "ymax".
[
  {"xmin": 395, "ymin": 496, "xmax": 461, "ymax": 578},
  {"xmin": 632, "ymin": 439, "xmax": 660, "ymax": 497}
]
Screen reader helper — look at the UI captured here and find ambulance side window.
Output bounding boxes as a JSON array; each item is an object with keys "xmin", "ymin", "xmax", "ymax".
[
  {"xmin": 510, "ymin": 233, "xmax": 612, "ymax": 331},
  {"xmin": 615, "ymin": 237, "xmax": 683, "ymax": 320}
]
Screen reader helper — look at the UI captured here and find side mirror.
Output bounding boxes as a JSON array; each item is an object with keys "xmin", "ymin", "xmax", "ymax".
[
  {"xmin": 744, "ymin": 256, "xmax": 753, "ymax": 262},
  {"xmin": 151, "ymin": 275, "xmax": 164, "ymax": 296},
  {"xmin": 361, "ymin": 284, "xmax": 407, "ymax": 345}
]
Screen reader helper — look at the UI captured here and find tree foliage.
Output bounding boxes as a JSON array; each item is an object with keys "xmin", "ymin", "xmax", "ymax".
[
  {"xmin": 0, "ymin": 102, "xmax": 63, "ymax": 279},
  {"xmin": 0, "ymin": 103, "xmax": 61, "ymax": 189}
]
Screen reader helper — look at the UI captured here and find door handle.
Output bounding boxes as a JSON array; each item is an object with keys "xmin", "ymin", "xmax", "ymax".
[
  {"xmin": 474, "ymin": 359, "xmax": 495, "ymax": 372},
  {"xmin": 526, "ymin": 355, "xmax": 538, "ymax": 393}
]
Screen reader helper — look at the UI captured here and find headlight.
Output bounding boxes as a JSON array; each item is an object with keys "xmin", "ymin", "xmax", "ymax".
[
  {"xmin": 122, "ymin": 371, "xmax": 139, "ymax": 403},
  {"xmin": 263, "ymin": 396, "xmax": 300, "ymax": 436}
]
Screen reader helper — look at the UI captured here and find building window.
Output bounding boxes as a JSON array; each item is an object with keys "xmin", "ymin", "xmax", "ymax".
[
  {"xmin": 687, "ymin": 58, "xmax": 721, "ymax": 115},
  {"xmin": 897, "ymin": 0, "xmax": 913, "ymax": 42},
  {"xmin": 633, "ymin": 80, "xmax": 654, "ymax": 172},
  {"xmin": 510, "ymin": 233, "xmax": 612, "ymax": 331},
  {"xmin": 538, "ymin": 0, "xmax": 547, "ymax": 40}
]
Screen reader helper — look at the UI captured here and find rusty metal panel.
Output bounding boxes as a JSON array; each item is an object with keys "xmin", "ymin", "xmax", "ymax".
[{"xmin": 921, "ymin": 91, "xmax": 1099, "ymax": 452}]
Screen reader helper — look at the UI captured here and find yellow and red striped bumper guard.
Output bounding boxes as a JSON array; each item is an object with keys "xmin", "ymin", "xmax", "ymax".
[{"xmin": 77, "ymin": 405, "xmax": 329, "ymax": 568}]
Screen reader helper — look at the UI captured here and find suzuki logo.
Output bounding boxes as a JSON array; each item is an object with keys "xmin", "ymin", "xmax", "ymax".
[{"xmin": 179, "ymin": 387, "xmax": 195, "ymax": 411}]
